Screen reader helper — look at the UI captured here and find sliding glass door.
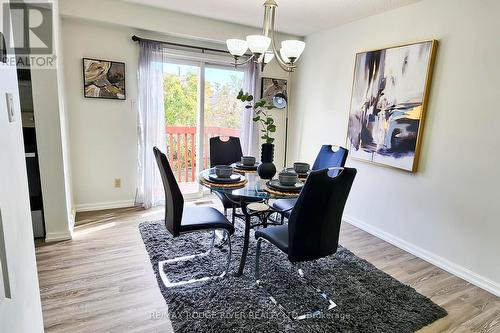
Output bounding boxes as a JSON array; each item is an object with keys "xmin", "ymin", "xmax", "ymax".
[
  {"xmin": 163, "ymin": 60, "xmax": 200, "ymax": 196},
  {"xmin": 163, "ymin": 59, "xmax": 244, "ymax": 197},
  {"xmin": 203, "ymin": 66, "xmax": 244, "ymax": 170}
]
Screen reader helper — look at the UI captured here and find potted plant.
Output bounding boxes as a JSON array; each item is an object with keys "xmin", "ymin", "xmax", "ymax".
[{"xmin": 237, "ymin": 90, "xmax": 277, "ymax": 179}]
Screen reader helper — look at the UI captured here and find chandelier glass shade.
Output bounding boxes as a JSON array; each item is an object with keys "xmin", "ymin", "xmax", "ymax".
[
  {"xmin": 246, "ymin": 35, "xmax": 271, "ymax": 55},
  {"xmin": 279, "ymin": 48, "xmax": 290, "ymax": 63},
  {"xmin": 280, "ymin": 40, "xmax": 305, "ymax": 62},
  {"xmin": 226, "ymin": 39, "xmax": 249, "ymax": 57}
]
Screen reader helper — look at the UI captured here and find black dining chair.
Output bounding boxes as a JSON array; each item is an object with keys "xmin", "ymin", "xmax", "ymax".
[
  {"xmin": 209, "ymin": 136, "xmax": 261, "ymax": 224},
  {"xmin": 272, "ymin": 145, "xmax": 349, "ymax": 220},
  {"xmin": 255, "ymin": 167, "xmax": 357, "ymax": 320},
  {"xmin": 153, "ymin": 147, "xmax": 234, "ymax": 288}
]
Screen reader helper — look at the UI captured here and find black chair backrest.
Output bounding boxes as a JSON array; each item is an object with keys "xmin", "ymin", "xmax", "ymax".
[
  {"xmin": 153, "ymin": 147, "xmax": 184, "ymax": 237},
  {"xmin": 209, "ymin": 136, "xmax": 243, "ymax": 167},
  {"xmin": 287, "ymin": 167, "xmax": 357, "ymax": 262},
  {"xmin": 312, "ymin": 145, "xmax": 349, "ymax": 171}
]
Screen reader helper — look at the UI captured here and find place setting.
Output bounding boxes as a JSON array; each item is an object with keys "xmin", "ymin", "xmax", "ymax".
[
  {"xmin": 231, "ymin": 156, "xmax": 259, "ymax": 173},
  {"xmin": 284, "ymin": 162, "xmax": 311, "ymax": 179},
  {"xmin": 264, "ymin": 162, "xmax": 310, "ymax": 196},
  {"xmin": 201, "ymin": 165, "xmax": 247, "ymax": 188}
]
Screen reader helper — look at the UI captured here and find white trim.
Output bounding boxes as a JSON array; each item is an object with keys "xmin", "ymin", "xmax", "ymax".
[
  {"xmin": 196, "ymin": 60, "xmax": 206, "ymax": 198},
  {"xmin": 343, "ymin": 215, "xmax": 500, "ymax": 297},
  {"xmin": 76, "ymin": 200, "xmax": 137, "ymax": 212},
  {"xmin": 45, "ymin": 230, "xmax": 72, "ymax": 242}
]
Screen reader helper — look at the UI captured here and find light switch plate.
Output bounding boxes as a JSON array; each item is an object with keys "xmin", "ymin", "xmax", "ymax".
[{"xmin": 5, "ymin": 93, "xmax": 15, "ymax": 123}]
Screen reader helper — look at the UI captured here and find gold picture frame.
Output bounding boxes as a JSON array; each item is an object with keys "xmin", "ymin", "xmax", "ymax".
[{"xmin": 346, "ymin": 40, "xmax": 438, "ymax": 172}]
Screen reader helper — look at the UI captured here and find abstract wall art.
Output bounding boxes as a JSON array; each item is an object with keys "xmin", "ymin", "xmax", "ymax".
[
  {"xmin": 346, "ymin": 40, "xmax": 437, "ymax": 172},
  {"xmin": 83, "ymin": 58, "xmax": 126, "ymax": 100},
  {"xmin": 261, "ymin": 77, "xmax": 288, "ymax": 109}
]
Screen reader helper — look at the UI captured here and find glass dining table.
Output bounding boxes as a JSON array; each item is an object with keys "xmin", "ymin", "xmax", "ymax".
[{"xmin": 198, "ymin": 167, "xmax": 301, "ymax": 276}]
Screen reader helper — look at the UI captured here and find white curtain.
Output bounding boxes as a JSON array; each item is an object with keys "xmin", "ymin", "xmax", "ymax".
[
  {"xmin": 135, "ymin": 41, "xmax": 166, "ymax": 209},
  {"xmin": 240, "ymin": 62, "xmax": 260, "ymax": 157}
]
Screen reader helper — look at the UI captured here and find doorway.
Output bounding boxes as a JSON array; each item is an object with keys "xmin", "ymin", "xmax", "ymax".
[
  {"xmin": 163, "ymin": 59, "xmax": 244, "ymax": 197},
  {"xmin": 17, "ymin": 68, "xmax": 45, "ymax": 239}
]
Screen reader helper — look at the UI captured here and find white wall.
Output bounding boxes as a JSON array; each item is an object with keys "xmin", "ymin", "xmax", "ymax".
[
  {"xmin": 30, "ymin": 0, "xmax": 74, "ymax": 241},
  {"xmin": 0, "ymin": 3, "xmax": 44, "ymax": 331},
  {"xmin": 291, "ymin": 0, "xmax": 500, "ymax": 295},
  {"xmin": 60, "ymin": 0, "xmax": 298, "ymax": 211},
  {"xmin": 62, "ymin": 20, "xmax": 139, "ymax": 211}
]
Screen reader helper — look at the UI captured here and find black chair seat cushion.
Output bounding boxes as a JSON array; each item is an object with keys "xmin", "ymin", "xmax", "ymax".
[
  {"xmin": 272, "ymin": 198, "xmax": 298, "ymax": 217},
  {"xmin": 180, "ymin": 207, "xmax": 235, "ymax": 235},
  {"xmin": 255, "ymin": 225, "xmax": 289, "ymax": 254}
]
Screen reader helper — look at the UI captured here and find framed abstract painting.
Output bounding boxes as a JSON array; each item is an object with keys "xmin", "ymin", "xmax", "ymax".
[
  {"xmin": 346, "ymin": 40, "xmax": 437, "ymax": 172},
  {"xmin": 83, "ymin": 58, "xmax": 126, "ymax": 100},
  {"xmin": 261, "ymin": 77, "xmax": 288, "ymax": 109}
]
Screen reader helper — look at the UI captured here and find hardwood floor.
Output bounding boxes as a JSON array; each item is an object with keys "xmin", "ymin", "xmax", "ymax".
[
  {"xmin": 35, "ymin": 199, "xmax": 500, "ymax": 333},
  {"xmin": 36, "ymin": 206, "xmax": 172, "ymax": 333}
]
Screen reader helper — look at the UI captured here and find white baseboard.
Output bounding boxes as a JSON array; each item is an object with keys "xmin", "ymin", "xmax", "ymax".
[
  {"xmin": 76, "ymin": 200, "xmax": 137, "ymax": 212},
  {"xmin": 343, "ymin": 215, "xmax": 500, "ymax": 297},
  {"xmin": 45, "ymin": 230, "xmax": 72, "ymax": 242}
]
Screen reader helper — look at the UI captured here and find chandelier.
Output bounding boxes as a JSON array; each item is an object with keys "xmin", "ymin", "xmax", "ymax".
[{"xmin": 226, "ymin": 0, "xmax": 305, "ymax": 72}]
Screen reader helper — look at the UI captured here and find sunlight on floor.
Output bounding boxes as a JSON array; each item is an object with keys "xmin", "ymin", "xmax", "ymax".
[{"xmin": 73, "ymin": 222, "xmax": 117, "ymax": 238}]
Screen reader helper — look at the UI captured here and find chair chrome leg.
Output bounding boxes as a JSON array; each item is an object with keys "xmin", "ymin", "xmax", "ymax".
[
  {"xmin": 255, "ymin": 238, "xmax": 263, "ymax": 284},
  {"xmin": 255, "ymin": 237, "xmax": 337, "ymax": 320},
  {"xmin": 158, "ymin": 230, "xmax": 231, "ymax": 288},
  {"xmin": 222, "ymin": 230, "xmax": 232, "ymax": 278},
  {"xmin": 215, "ymin": 227, "xmax": 228, "ymax": 248},
  {"xmin": 218, "ymin": 208, "xmax": 229, "ymax": 246}
]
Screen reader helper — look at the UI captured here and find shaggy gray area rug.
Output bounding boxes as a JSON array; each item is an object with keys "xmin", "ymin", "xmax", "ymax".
[{"xmin": 139, "ymin": 219, "xmax": 446, "ymax": 332}]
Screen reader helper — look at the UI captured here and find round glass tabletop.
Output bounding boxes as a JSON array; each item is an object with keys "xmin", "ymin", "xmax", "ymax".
[{"xmin": 198, "ymin": 168, "xmax": 300, "ymax": 200}]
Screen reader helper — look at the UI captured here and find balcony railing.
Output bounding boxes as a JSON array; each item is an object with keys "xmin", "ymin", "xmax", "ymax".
[{"xmin": 166, "ymin": 126, "xmax": 240, "ymax": 183}]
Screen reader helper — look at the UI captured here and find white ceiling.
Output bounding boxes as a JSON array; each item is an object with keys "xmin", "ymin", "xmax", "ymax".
[{"xmin": 121, "ymin": 0, "xmax": 421, "ymax": 36}]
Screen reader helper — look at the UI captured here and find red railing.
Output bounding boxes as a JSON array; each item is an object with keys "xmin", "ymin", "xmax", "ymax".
[{"xmin": 166, "ymin": 126, "xmax": 240, "ymax": 182}]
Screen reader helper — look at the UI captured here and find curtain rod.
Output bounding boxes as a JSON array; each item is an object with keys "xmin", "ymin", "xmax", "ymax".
[{"xmin": 131, "ymin": 35, "xmax": 243, "ymax": 56}]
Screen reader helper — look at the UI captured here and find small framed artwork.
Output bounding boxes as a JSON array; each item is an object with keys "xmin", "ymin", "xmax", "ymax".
[
  {"xmin": 346, "ymin": 40, "xmax": 438, "ymax": 172},
  {"xmin": 83, "ymin": 58, "xmax": 126, "ymax": 100},
  {"xmin": 261, "ymin": 77, "xmax": 288, "ymax": 109}
]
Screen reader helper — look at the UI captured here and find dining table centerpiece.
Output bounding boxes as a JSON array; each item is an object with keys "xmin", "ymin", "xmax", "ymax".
[{"xmin": 237, "ymin": 89, "xmax": 277, "ymax": 179}]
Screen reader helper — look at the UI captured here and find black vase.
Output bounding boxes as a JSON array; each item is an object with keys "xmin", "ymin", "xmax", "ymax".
[{"xmin": 258, "ymin": 143, "xmax": 276, "ymax": 180}]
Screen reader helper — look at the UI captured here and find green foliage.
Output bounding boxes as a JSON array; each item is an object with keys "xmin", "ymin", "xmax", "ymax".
[
  {"xmin": 204, "ymin": 75, "xmax": 243, "ymax": 129},
  {"xmin": 236, "ymin": 90, "xmax": 276, "ymax": 144},
  {"xmin": 164, "ymin": 72, "xmax": 198, "ymax": 126},
  {"xmin": 164, "ymin": 71, "xmax": 243, "ymax": 128}
]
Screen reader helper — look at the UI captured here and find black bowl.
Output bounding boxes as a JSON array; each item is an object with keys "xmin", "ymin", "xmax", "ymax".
[
  {"xmin": 293, "ymin": 162, "xmax": 310, "ymax": 174},
  {"xmin": 215, "ymin": 165, "xmax": 233, "ymax": 178},
  {"xmin": 241, "ymin": 156, "xmax": 256, "ymax": 166},
  {"xmin": 279, "ymin": 172, "xmax": 299, "ymax": 186}
]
